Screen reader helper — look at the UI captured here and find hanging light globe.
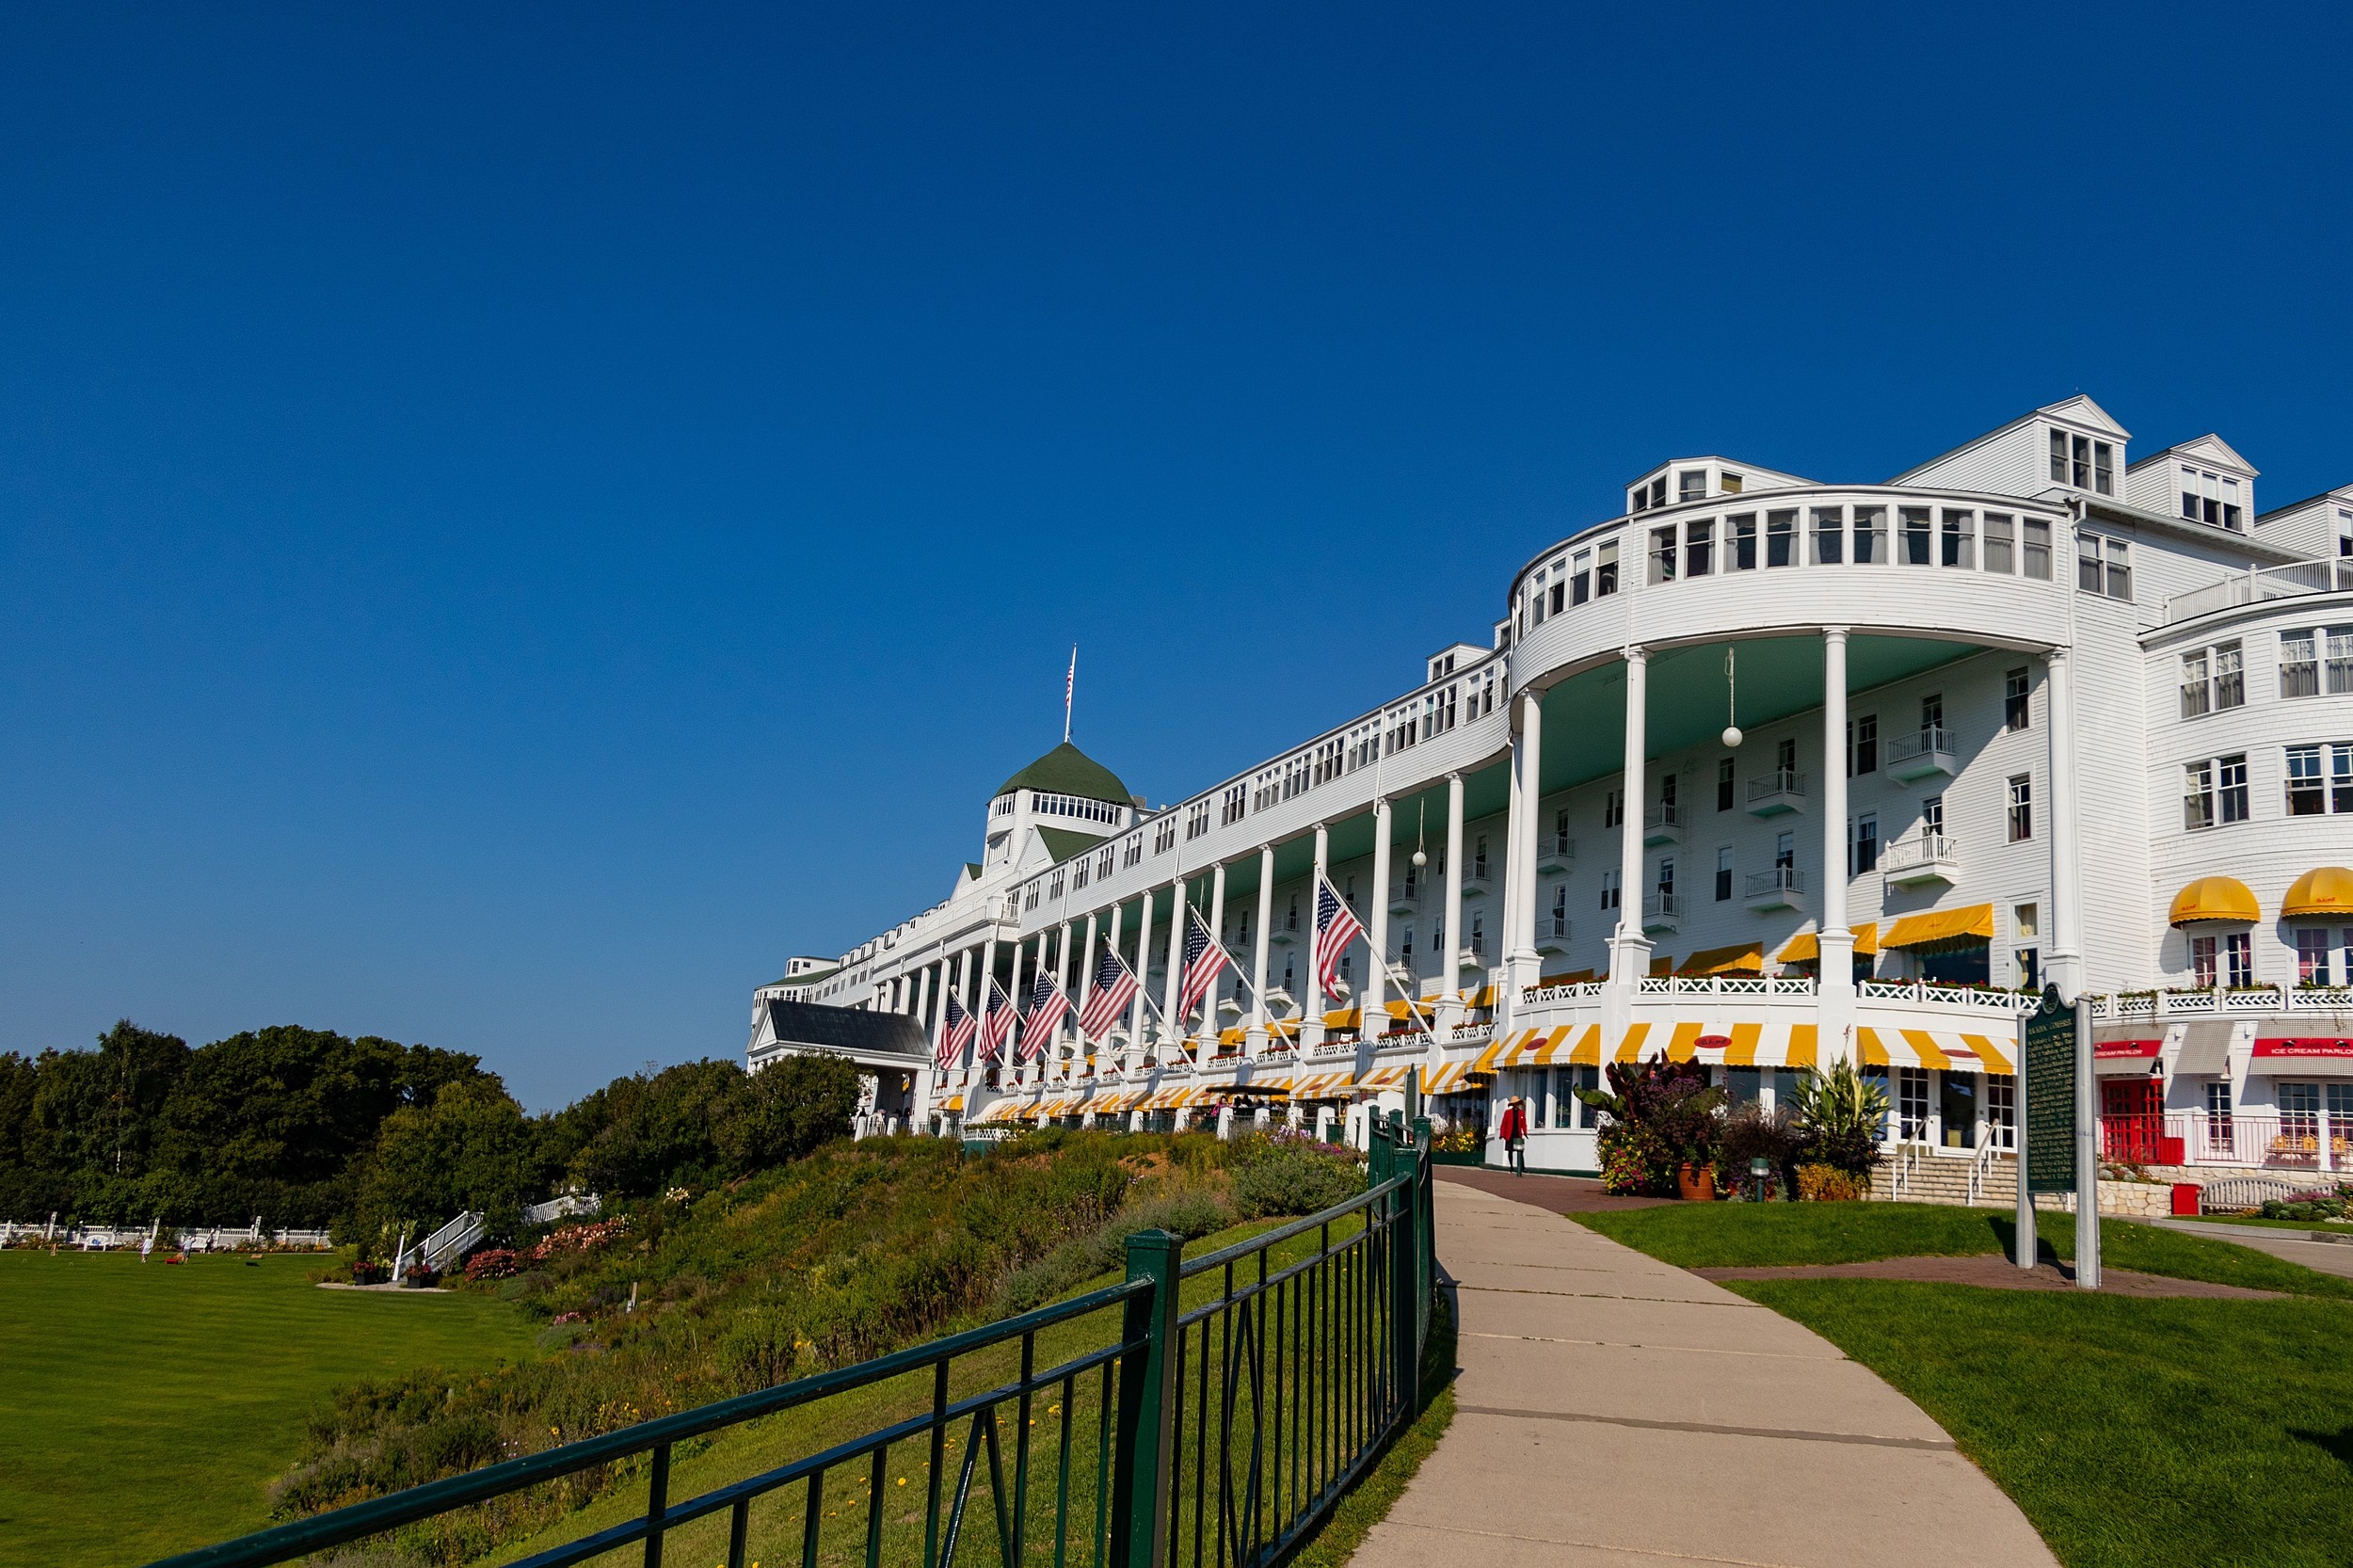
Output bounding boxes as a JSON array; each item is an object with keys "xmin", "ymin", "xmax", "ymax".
[
  {"xmin": 1721, "ymin": 725, "xmax": 1743, "ymax": 748},
  {"xmin": 1411, "ymin": 849, "xmax": 1428, "ymax": 869}
]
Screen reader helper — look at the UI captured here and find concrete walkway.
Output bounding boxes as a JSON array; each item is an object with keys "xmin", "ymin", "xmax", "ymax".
[
  {"xmin": 1351, "ymin": 1178, "xmax": 2058, "ymax": 1568},
  {"xmin": 2154, "ymin": 1216, "xmax": 2353, "ymax": 1279}
]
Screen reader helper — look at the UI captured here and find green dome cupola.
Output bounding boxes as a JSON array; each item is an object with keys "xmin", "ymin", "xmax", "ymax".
[{"xmin": 994, "ymin": 742, "xmax": 1132, "ymax": 807}]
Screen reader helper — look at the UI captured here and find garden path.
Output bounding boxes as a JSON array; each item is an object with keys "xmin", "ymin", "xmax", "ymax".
[{"xmin": 1350, "ymin": 1176, "xmax": 2059, "ymax": 1568}]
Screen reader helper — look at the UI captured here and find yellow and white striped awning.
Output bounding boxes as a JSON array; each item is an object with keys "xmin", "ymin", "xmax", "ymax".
[
  {"xmin": 1353, "ymin": 1064, "xmax": 1414, "ymax": 1091},
  {"xmin": 1857, "ymin": 1027, "xmax": 2015, "ymax": 1075},
  {"xmin": 1288, "ymin": 1069, "xmax": 1354, "ymax": 1099},
  {"xmin": 937, "ymin": 1094, "xmax": 966, "ymax": 1113},
  {"xmin": 968, "ymin": 1098, "xmax": 1025, "ymax": 1125},
  {"xmin": 1420, "ymin": 1062, "xmax": 1481, "ymax": 1096}
]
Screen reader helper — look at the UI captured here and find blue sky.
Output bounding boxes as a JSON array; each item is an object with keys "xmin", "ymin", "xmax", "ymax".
[{"xmin": 5, "ymin": 4, "xmax": 2348, "ymax": 1109}]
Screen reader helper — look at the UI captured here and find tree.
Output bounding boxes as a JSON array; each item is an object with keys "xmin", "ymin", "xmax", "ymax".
[
  {"xmin": 355, "ymin": 1078, "xmax": 541, "ymax": 1242},
  {"xmin": 718, "ymin": 1052, "xmax": 858, "ymax": 1173}
]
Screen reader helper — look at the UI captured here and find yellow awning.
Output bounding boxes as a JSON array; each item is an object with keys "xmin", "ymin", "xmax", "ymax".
[
  {"xmin": 1612, "ymin": 1021, "xmax": 1655, "ymax": 1062},
  {"xmin": 1289, "ymin": 1070, "xmax": 1353, "ymax": 1099},
  {"xmin": 1219, "ymin": 1027, "xmax": 1247, "ymax": 1047},
  {"xmin": 1857, "ymin": 1027, "xmax": 2014, "ymax": 1075},
  {"xmin": 1385, "ymin": 1000, "xmax": 1415, "ymax": 1019},
  {"xmin": 2169, "ymin": 876, "xmax": 2260, "ymax": 927},
  {"xmin": 1268, "ymin": 1017, "xmax": 1302, "ymax": 1039},
  {"xmin": 1473, "ymin": 1035, "xmax": 1514, "ymax": 1073},
  {"xmin": 938, "ymin": 1094, "xmax": 966, "ymax": 1112},
  {"xmin": 1649, "ymin": 955, "xmax": 1673, "ymax": 977},
  {"xmin": 1354, "ymin": 1064, "xmax": 1412, "ymax": 1090},
  {"xmin": 1882, "ymin": 904, "xmax": 1995, "ymax": 950},
  {"xmin": 1563, "ymin": 1024, "xmax": 1605, "ymax": 1065},
  {"xmin": 1676, "ymin": 943, "xmax": 1764, "ymax": 977},
  {"xmin": 1663, "ymin": 1020, "xmax": 1708, "ymax": 1061},
  {"xmin": 1323, "ymin": 1007, "xmax": 1362, "ymax": 1030},
  {"xmin": 1776, "ymin": 921, "xmax": 1877, "ymax": 964},
  {"xmin": 2284, "ymin": 867, "xmax": 2353, "ymax": 919},
  {"xmin": 1421, "ymin": 1062, "xmax": 1480, "ymax": 1096},
  {"xmin": 1465, "ymin": 986, "xmax": 1497, "ymax": 1010}
]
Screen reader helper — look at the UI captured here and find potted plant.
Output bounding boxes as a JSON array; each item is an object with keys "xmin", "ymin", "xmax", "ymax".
[
  {"xmin": 1577, "ymin": 1059, "xmax": 1723, "ymax": 1198},
  {"xmin": 1785, "ymin": 1061, "xmax": 1889, "ymax": 1200}
]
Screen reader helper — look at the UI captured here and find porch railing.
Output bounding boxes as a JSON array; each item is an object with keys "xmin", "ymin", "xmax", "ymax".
[
  {"xmin": 2101, "ymin": 1112, "xmax": 2353, "ymax": 1173},
  {"xmin": 148, "ymin": 1124, "xmax": 1436, "ymax": 1568}
]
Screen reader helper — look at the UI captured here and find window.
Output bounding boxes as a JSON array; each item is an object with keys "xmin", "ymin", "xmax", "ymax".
[
  {"xmin": 2005, "ymin": 667, "xmax": 2030, "ymax": 731},
  {"xmin": 1983, "ymin": 512, "xmax": 2014, "ymax": 573},
  {"xmin": 1123, "ymin": 836, "xmax": 1143, "ymax": 869},
  {"xmin": 1774, "ymin": 830, "xmax": 1795, "ymax": 870},
  {"xmin": 1604, "ymin": 789, "xmax": 1624, "ymax": 829},
  {"xmin": 1715, "ymin": 847, "xmax": 1733, "ymax": 902},
  {"xmin": 2105, "ymin": 537, "xmax": 2132, "ymax": 599},
  {"xmin": 2179, "ymin": 466, "xmax": 2245, "ymax": 531},
  {"xmin": 2015, "ymin": 946, "xmax": 2040, "ymax": 992},
  {"xmin": 1469, "ymin": 914, "xmax": 1484, "ymax": 958},
  {"xmin": 1900, "ymin": 505, "xmax": 1932, "ymax": 565},
  {"xmin": 1811, "ymin": 506, "xmax": 1843, "ymax": 565},
  {"xmin": 2007, "ymin": 775, "xmax": 2033, "ymax": 841},
  {"xmin": 2282, "ymin": 632, "xmax": 2319, "ymax": 698},
  {"xmin": 1851, "ymin": 813, "xmax": 1879, "ymax": 875},
  {"xmin": 1658, "ymin": 773, "xmax": 1678, "ymax": 822},
  {"xmin": 2181, "ymin": 648, "xmax": 2211, "ymax": 719},
  {"xmin": 1656, "ymin": 856, "xmax": 1676, "ymax": 896},
  {"xmin": 1988, "ymin": 1077, "xmax": 2016, "ymax": 1150},
  {"xmin": 1553, "ymin": 808, "xmax": 1571, "ymax": 856},
  {"xmin": 1595, "ymin": 541, "xmax": 1620, "ymax": 597},
  {"xmin": 1570, "ymin": 549, "xmax": 1592, "ymax": 606},
  {"xmin": 1073, "ymin": 857, "xmax": 1089, "ymax": 890},
  {"xmin": 1725, "ymin": 513, "xmax": 1757, "ymax": 570},
  {"xmin": 1922, "ymin": 793, "xmax": 1945, "ymax": 837},
  {"xmin": 1849, "ymin": 713, "xmax": 1878, "ymax": 776},
  {"xmin": 2076, "ymin": 531, "xmax": 2101, "ymax": 592},
  {"xmin": 2191, "ymin": 935, "xmax": 2217, "ymax": 988},
  {"xmin": 1941, "ymin": 509, "xmax": 1975, "ymax": 568},
  {"xmin": 1649, "ymin": 524, "xmax": 1677, "ymax": 584},
  {"xmin": 1286, "ymin": 892, "xmax": 1299, "ymax": 932},
  {"xmin": 1766, "ymin": 509, "xmax": 1798, "ymax": 568},
  {"xmin": 1678, "ymin": 469, "xmax": 1707, "ymax": 502},
  {"xmin": 2022, "ymin": 517, "xmax": 2053, "ymax": 580},
  {"xmin": 2297, "ymin": 929, "xmax": 2335, "ymax": 985},
  {"xmin": 1185, "ymin": 801, "xmax": 1209, "ymax": 840},
  {"xmin": 2051, "ymin": 429, "xmax": 2115, "ymax": 494},
  {"xmin": 2218, "ymin": 754, "xmax": 2249, "ymax": 823},
  {"xmin": 2225, "ymin": 931, "xmax": 2253, "ymax": 988},
  {"xmin": 2287, "ymin": 745, "xmax": 2326, "ymax": 815},
  {"xmin": 2204, "ymin": 1079, "xmax": 2233, "ymax": 1135},
  {"xmin": 2214, "ymin": 642, "xmax": 2243, "ymax": 709},
  {"xmin": 1221, "ymin": 783, "xmax": 1246, "ymax": 826},
  {"xmin": 1721, "ymin": 472, "xmax": 1743, "ymax": 495},
  {"xmin": 1686, "ymin": 519, "xmax": 1714, "ymax": 577},
  {"xmin": 1717, "ymin": 756, "xmax": 1735, "ymax": 810},
  {"xmin": 1099, "ymin": 849, "xmax": 1116, "ymax": 879},
  {"xmin": 1473, "ymin": 835, "xmax": 1489, "ymax": 880},
  {"xmin": 2339, "ymin": 744, "xmax": 2353, "ymax": 813},
  {"xmin": 2331, "ymin": 628, "xmax": 2353, "ymax": 695},
  {"xmin": 1853, "ymin": 505, "xmax": 1886, "ymax": 565},
  {"xmin": 1600, "ymin": 869, "xmax": 1620, "ymax": 910},
  {"xmin": 1549, "ymin": 886, "xmax": 1568, "ymax": 938},
  {"xmin": 1920, "ymin": 693, "xmax": 1944, "ymax": 740},
  {"xmin": 1897, "ymin": 1067, "xmax": 1929, "ymax": 1143},
  {"xmin": 2184, "ymin": 759, "xmax": 2215, "ymax": 830},
  {"xmin": 1153, "ymin": 818, "xmax": 1176, "ymax": 853}
]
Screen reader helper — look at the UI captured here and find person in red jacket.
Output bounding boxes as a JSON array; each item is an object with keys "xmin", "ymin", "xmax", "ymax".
[{"xmin": 1497, "ymin": 1096, "xmax": 1529, "ymax": 1175}]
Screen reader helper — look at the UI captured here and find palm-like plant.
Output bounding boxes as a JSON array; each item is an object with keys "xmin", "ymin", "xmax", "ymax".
[{"xmin": 1785, "ymin": 1060, "xmax": 1889, "ymax": 1175}]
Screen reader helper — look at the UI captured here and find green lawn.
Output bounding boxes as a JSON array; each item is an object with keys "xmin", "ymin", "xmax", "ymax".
[
  {"xmin": 1577, "ymin": 1198, "xmax": 2353, "ymax": 1297},
  {"xmin": 1577, "ymin": 1202, "xmax": 2353, "ymax": 1567},
  {"xmin": 0, "ymin": 1251, "xmax": 541, "ymax": 1567}
]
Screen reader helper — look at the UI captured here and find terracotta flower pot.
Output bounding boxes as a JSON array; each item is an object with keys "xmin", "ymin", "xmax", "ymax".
[{"xmin": 1676, "ymin": 1162, "xmax": 1718, "ymax": 1202}]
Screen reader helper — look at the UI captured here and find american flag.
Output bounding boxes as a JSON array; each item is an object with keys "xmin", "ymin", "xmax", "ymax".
[
  {"xmin": 978, "ymin": 981, "xmax": 1016, "ymax": 1060},
  {"xmin": 1019, "ymin": 971, "xmax": 1070, "ymax": 1062},
  {"xmin": 1314, "ymin": 874, "xmax": 1365, "ymax": 996},
  {"xmin": 1176, "ymin": 906, "xmax": 1231, "ymax": 1022},
  {"xmin": 939, "ymin": 992, "xmax": 977, "ymax": 1069},
  {"xmin": 1077, "ymin": 945, "xmax": 1138, "ymax": 1042}
]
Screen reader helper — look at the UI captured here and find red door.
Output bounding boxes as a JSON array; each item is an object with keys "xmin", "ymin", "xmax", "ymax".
[{"xmin": 2101, "ymin": 1080, "xmax": 2162, "ymax": 1160}]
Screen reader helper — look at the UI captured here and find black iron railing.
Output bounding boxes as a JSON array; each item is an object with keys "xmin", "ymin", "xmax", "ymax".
[{"xmin": 149, "ymin": 1117, "xmax": 1435, "ymax": 1568}]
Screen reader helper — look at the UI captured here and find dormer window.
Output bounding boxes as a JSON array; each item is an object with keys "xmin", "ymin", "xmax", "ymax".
[
  {"xmin": 1628, "ymin": 475, "xmax": 1668, "ymax": 514},
  {"xmin": 1677, "ymin": 469, "xmax": 1708, "ymax": 503},
  {"xmin": 2049, "ymin": 429, "xmax": 2115, "ymax": 494},
  {"xmin": 1720, "ymin": 472, "xmax": 1743, "ymax": 494},
  {"xmin": 2179, "ymin": 466, "xmax": 2244, "ymax": 531}
]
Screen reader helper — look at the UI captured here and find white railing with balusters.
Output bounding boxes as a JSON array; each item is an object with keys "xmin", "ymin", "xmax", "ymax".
[
  {"xmin": 2086, "ymin": 986, "xmax": 2353, "ymax": 1019},
  {"xmin": 2165, "ymin": 557, "xmax": 2353, "ymax": 624},
  {"xmin": 1881, "ymin": 833, "xmax": 1959, "ymax": 874},
  {"xmin": 1965, "ymin": 1124, "xmax": 2004, "ymax": 1205},
  {"xmin": 1858, "ymin": 980, "xmax": 2038, "ymax": 1016}
]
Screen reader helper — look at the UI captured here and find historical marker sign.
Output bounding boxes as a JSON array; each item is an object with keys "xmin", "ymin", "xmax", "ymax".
[{"xmin": 2024, "ymin": 984, "xmax": 2076, "ymax": 1194}]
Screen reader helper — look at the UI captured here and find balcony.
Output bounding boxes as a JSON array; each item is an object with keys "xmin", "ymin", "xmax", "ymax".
[
  {"xmin": 1537, "ymin": 919, "xmax": 1570, "ymax": 956},
  {"xmin": 1641, "ymin": 890, "xmax": 1680, "ymax": 934},
  {"xmin": 2166, "ymin": 556, "xmax": 2353, "ymax": 625},
  {"xmin": 1746, "ymin": 770, "xmax": 1807, "ymax": 816},
  {"xmin": 1388, "ymin": 882, "xmax": 1419, "ymax": 916},
  {"xmin": 1885, "ymin": 728, "xmax": 1956, "ymax": 784},
  {"xmin": 1643, "ymin": 803, "xmax": 1684, "ymax": 846},
  {"xmin": 1745, "ymin": 865, "xmax": 1803, "ymax": 911},
  {"xmin": 1881, "ymin": 833, "xmax": 1960, "ymax": 889},
  {"xmin": 1461, "ymin": 866, "xmax": 1493, "ymax": 900},
  {"xmin": 1538, "ymin": 836, "xmax": 1576, "ymax": 873},
  {"xmin": 1270, "ymin": 923, "xmax": 1298, "ymax": 945}
]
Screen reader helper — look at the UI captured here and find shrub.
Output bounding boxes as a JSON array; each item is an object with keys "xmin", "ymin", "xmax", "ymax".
[
  {"xmin": 462, "ymin": 1248, "xmax": 522, "ymax": 1283},
  {"xmin": 2262, "ymin": 1197, "xmax": 2346, "ymax": 1222},
  {"xmin": 1229, "ymin": 1144, "xmax": 1364, "ymax": 1219},
  {"xmin": 1785, "ymin": 1062, "xmax": 1888, "ymax": 1177},
  {"xmin": 1717, "ymin": 1103, "xmax": 1803, "ymax": 1200},
  {"xmin": 1796, "ymin": 1164, "xmax": 1866, "ymax": 1202},
  {"xmin": 1579, "ymin": 1059, "xmax": 1721, "ymax": 1196}
]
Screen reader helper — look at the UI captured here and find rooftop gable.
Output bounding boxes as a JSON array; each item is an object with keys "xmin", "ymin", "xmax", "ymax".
[{"xmin": 2129, "ymin": 432, "xmax": 2258, "ymax": 475}]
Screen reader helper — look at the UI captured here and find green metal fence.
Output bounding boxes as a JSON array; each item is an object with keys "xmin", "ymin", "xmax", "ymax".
[{"xmin": 149, "ymin": 1117, "xmax": 1436, "ymax": 1568}]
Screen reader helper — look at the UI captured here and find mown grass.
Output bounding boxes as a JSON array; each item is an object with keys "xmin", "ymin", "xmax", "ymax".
[
  {"xmin": 1732, "ymin": 1281, "xmax": 2353, "ymax": 1568},
  {"xmin": 1577, "ymin": 1199, "xmax": 2353, "ymax": 1298},
  {"xmin": 0, "ymin": 1250, "xmax": 539, "ymax": 1567}
]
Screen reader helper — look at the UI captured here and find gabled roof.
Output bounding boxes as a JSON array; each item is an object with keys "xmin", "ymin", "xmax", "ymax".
[
  {"xmin": 771, "ymin": 965, "xmax": 840, "ymax": 989},
  {"xmin": 1038, "ymin": 826, "xmax": 1109, "ymax": 864},
  {"xmin": 1888, "ymin": 393, "xmax": 2132, "ymax": 484},
  {"xmin": 995, "ymin": 742, "xmax": 1132, "ymax": 806},
  {"xmin": 2127, "ymin": 433, "xmax": 2257, "ymax": 474},
  {"xmin": 2257, "ymin": 484, "xmax": 2353, "ymax": 522}
]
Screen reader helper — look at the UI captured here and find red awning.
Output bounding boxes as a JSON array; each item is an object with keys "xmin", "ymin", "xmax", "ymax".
[
  {"xmin": 2253, "ymin": 1037, "xmax": 2353, "ymax": 1059},
  {"xmin": 2092, "ymin": 1038, "xmax": 2162, "ymax": 1059}
]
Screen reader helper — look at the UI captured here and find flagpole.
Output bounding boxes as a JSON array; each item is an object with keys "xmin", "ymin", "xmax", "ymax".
[{"xmin": 1064, "ymin": 646, "xmax": 1076, "ymax": 744}]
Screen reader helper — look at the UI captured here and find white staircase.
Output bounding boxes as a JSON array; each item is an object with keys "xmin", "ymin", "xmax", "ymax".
[
  {"xmin": 409, "ymin": 1210, "xmax": 487, "ymax": 1276},
  {"xmin": 1873, "ymin": 1148, "xmax": 2016, "ymax": 1208}
]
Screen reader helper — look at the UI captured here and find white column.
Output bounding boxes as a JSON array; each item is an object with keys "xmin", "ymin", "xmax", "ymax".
[
  {"xmin": 1817, "ymin": 629, "xmax": 1856, "ymax": 1065},
  {"xmin": 2046, "ymin": 646, "xmax": 2085, "ymax": 999},
  {"xmin": 966, "ymin": 941, "xmax": 989, "ymax": 1078},
  {"xmin": 1206, "ymin": 861, "xmax": 1228, "ymax": 1058},
  {"xmin": 1055, "ymin": 920, "xmax": 1074, "ymax": 1078},
  {"xmin": 1305, "ymin": 824, "xmax": 1329, "ymax": 1048},
  {"xmin": 1507, "ymin": 690, "xmax": 1544, "ymax": 1005},
  {"xmin": 1161, "ymin": 877, "xmax": 1188, "ymax": 1063},
  {"xmin": 1440, "ymin": 775, "xmax": 1465, "ymax": 1029},
  {"xmin": 1608, "ymin": 646, "xmax": 1652, "ymax": 985},
  {"xmin": 915, "ymin": 964, "xmax": 933, "ymax": 1032},
  {"xmin": 1248, "ymin": 843, "xmax": 1275, "ymax": 1054},
  {"xmin": 1126, "ymin": 891, "xmax": 1152, "ymax": 1069},
  {"xmin": 1004, "ymin": 938, "xmax": 1027, "ymax": 1079},
  {"xmin": 1368, "ymin": 797, "xmax": 1392, "ymax": 1032}
]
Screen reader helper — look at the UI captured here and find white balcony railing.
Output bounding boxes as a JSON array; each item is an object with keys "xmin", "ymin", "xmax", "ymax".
[
  {"xmin": 2085, "ymin": 985, "xmax": 2353, "ymax": 1019},
  {"xmin": 1883, "ymin": 728, "xmax": 1955, "ymax": 782},
  {"xmin": 1641, "ymin": 890, "xmax": 1680, "ymax": 930},
  {"xmin": 1858, "ymin": 979, "xmax": 2039, "ymax": 1015},
  {"xmin": 2166, "ymin": 557, "xmax": 2353, "ymax": 625},
  {"xmin": 1746, "ymin": 771, "xmax": 1807, "ymax": 814},
  {"xmin": 1881, "ymin": 833, "xmax": 1961, "ymax": 888},
  {"xmin": 1745, "ymin": 865, "xmax": 1803, "ymax": 905},
  {"xmin": 1642, "ymin": 803, "xmax": 1683, "ymax": 843}
]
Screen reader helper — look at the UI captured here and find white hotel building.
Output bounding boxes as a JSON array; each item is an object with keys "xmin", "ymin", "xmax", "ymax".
[{"xmin": 752, "ymin": 395, "xmax": 2353, "ymax": 1191}]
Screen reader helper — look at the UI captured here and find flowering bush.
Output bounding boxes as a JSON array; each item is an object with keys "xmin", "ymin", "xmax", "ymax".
[
  {"xmin": 1797, "ymin": 1164, "xmax": 1865, "ymax": 1202},
  {"xmin": 464, "ymin": 1248, "xmax": 522, "ymax": 1282},
  {"xmin": 1580, "ymin": 1059, "xmax": 1721, "ymax": 1196},
  {"xmin": 529, "ymin": 1218, "xmax": 628, "ymax": 1261}
]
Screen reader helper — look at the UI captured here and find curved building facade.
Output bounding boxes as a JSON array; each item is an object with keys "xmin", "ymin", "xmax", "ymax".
[{"xmin": 753, "ymin": 395, "xmax": 2353, "ymax": 1184}]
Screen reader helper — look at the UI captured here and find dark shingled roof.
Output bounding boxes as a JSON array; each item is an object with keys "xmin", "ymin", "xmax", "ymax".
[
  {"xmin": 995, "ymin": 742, "xmax": 1131, "ymax": 806},
  {"xmin": 763, "ymin": 998, "xmax": 928, "ymax": 1059},
  {"xmin": 1038, "ymin": 826, "xmax": 1108, "ymax": 864}
]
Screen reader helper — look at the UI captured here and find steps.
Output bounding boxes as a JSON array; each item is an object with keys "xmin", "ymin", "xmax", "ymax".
[{"xmin": 1873, "ymin": 1148, "xmax": 2015, "ymax": 1208}]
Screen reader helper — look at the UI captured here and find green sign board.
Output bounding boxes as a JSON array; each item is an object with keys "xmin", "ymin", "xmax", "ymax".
[{"xmin": 2024, "ymin": 985, "xmax": 2076, "ymax": 1194}]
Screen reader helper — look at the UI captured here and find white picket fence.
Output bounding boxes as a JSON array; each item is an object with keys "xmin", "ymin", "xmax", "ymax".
[{"xmin": 0, "ymin": 1218, "xmax": 337, "ymax": 1251}]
